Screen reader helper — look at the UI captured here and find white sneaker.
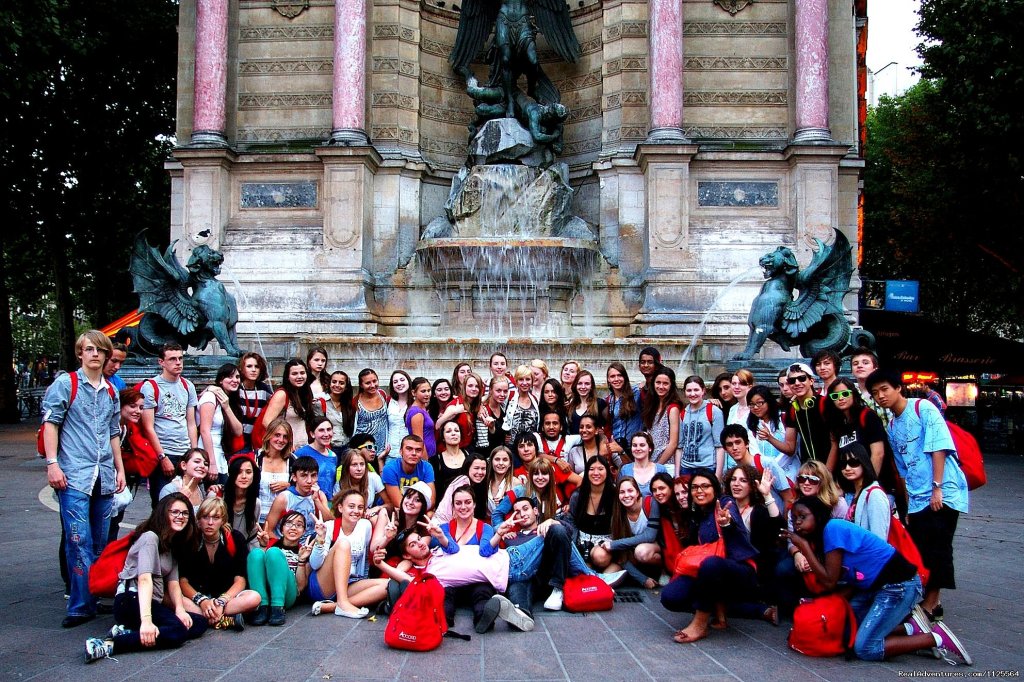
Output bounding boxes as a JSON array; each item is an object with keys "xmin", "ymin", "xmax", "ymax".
[
  {"xmin": 543, "ymin": 587, "xmax": 564, "ymax": 611},
  {"xmin": 598, "ymin": 570, "xmax": 627, "ymax": 587},
  {"xmin": 658, "ymin": 573, "xmax": 671, "ymax": 587}
]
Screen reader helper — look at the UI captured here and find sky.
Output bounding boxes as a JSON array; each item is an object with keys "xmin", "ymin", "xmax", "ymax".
[{"xmin": 866, "ymin": 0, "xmax": 922, "ymax": 105}]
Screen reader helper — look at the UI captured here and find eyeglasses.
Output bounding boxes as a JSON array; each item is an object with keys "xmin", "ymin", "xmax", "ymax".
[
  {"xmin": 282, "ymin": 520, "xmax": 306, "ymax": 529},
  {"xmin": 749, "ymin": 400, "xmax": 767, "ymax": 408},
  {"xmin": 841, "ymin": 459, "xmax": 862, "ymax": 469},
  {"xmin": 690, "ymin": 482, "xmax": 714, "ymax": 491},
  {"xmin": 829, "ymin": 390, "xmax": 854, "ymax": 401},
  {"xmin": 169, "ymin": 509, "xmax": 190, "ymax": 518},
  {"xmin": 787, "ymin": 375, "xmax": 810, "ymax": 385},
  {"xmin": 796, "ymin": 474, "xmax": 821, "ymax": 484}
]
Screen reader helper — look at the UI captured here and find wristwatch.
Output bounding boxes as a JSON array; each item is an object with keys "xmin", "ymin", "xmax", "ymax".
[{"xmin": 932, "ymin": 480, "xmax": 942, "ymax": 489}]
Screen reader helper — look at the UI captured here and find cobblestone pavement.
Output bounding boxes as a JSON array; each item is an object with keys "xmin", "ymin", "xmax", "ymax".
[{"xmin": 1, "ymin": 423, "xmax": 1020, "ymax": 681}]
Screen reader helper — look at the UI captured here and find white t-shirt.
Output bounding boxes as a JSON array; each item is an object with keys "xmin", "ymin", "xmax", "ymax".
[{"xmin": 198, "ymin": 390, "xmax": 227, "ymax": 474}]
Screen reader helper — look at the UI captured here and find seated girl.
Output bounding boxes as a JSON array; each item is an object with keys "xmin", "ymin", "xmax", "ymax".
[
  {"xmin": 593, "ymin": 476, "xmax": 663, "ymax": 588},
  {"xmin": 180, "ymin": 498, "xmax": 261, "ymax": 629},
  {"xmin": 308, "ymin": 489, "xmax": 389, "ymax": 618},
  {"xmin": 84, "ymin": 493, "xmax": 207, "ymax": 662}
]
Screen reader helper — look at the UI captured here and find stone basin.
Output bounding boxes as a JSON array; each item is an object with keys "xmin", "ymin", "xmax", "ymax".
[{"xmin": 415, "ymin": 237, "xmax": 601, "ymax": 337}]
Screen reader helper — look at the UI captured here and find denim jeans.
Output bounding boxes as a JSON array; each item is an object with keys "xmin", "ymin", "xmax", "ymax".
[
  {"xmin": 849, "ymin": 575, "xmax": 923, "ymax": 661},
  {"xmin": 58, "ymin": 481, "xmax": 113, "ymax": 617}
]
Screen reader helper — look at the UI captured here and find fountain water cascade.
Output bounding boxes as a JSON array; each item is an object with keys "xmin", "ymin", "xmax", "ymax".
[{"xmin": 418, "ymin": 119, "xmax": 601, "ymax": 339}]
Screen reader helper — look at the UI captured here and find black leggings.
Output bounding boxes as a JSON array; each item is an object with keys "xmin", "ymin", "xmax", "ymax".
[{"xmin": 111, "ymin": 591, "xmax": 207, "ymax": 653}]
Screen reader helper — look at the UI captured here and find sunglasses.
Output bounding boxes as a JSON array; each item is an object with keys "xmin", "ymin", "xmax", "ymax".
[
  {"xmin": 841, "ymin": 459, "xmax": 862, "ymax": 469},
  {"xmin": 796, "ymin": 474, "xmax": 821, "ymax": 484},
  {"xmin": 787, "ymin": 375, "xmax": 810, "ymax": 385},
  {"xmin": 829, "ymin": 390, "xmax": 854, "ymax": 401}
]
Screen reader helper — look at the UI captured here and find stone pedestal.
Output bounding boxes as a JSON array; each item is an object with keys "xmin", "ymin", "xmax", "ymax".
[
  {"xmin": 173, "ymin": 147, "xmax": 236, "ymax": 251},
  {"xmin": 314, "ymin": 145, "xmax": 382, "ymax": 331},
  {"xmin": 632, "ymin": 142, "xmax": 700, "ymax": 334}
]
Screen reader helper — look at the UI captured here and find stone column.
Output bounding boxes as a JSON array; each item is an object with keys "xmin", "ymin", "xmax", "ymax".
[
  {"xmin": 646, "ymin": 0, "xmax": 687, "ymax": 142},
  {"xmin": 793, "ymin": 0, "xmax": 832, "ymax": 143},
  {"xmin": 330, "ymin": 0, "xmax": 370, "ymax": 145},
  {"xmin": 190, "ymin": 0, "xmax": 228, "ymax": 146}
]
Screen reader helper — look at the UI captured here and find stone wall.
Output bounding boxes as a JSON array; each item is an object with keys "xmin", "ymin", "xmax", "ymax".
[{"xmin": 168, "ymin": 0, "xmax": 864, "ymax": 370}]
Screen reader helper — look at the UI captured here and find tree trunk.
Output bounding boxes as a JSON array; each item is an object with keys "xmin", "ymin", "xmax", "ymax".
[{"xmin": 0, "ymin": 236, "xmax": 21, "ymax": 423}]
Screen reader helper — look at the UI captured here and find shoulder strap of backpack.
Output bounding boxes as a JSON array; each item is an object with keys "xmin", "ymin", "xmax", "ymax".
[
  {"xmin": 643, "ymin": 495, "xmax": 652, "ymax": 517},
  {"xmin": 331, "ymin": 519, "xmax": 342, "ymax": 544},
  {"xmin": 69, "ymin": 372, "xmax": 79, "ymax": 406},
  {"xmin": 180, "ymin": 377, "xmax": 191, "ymax": 393},
  {"xmin": 224, "ymin": 529, "xmax": 236, "ymax": 557},
  {"xmin": 475, "ymin": 519, "xmax": 485, "ymax": 542},
  {"xmin": 705, "ymin": 402, "xmax": 713, "ymax": 426},
  {"xmin": 149, "ymin": 378, "xmax": 159, "ymax": 404}
]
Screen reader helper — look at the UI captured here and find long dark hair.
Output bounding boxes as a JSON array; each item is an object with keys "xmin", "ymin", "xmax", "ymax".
[
  {"xmin": 641, "ymin": 367, "xmax": 682, "ymax": 429},
  {"xmin": 214, "ymin": 363, "xmax": 244, "ymax": 452},
  {"xmin": 538, "ymin": 378, "xmax": 569, "ymax": 431},
  {"xmin": 687, "ymin": 467, "xmax": 722, "ymax": 511},
  {"xmin": 746, "ymin": 385, "xmax": 781, "ymax": 433},
  {"xmin": 606, "ymin": 362, "xmax": 638, "ymax": 421},
  {"xmin": 131, "ymin": 492, "xmax": 198, "ymax": 557},
  {"xmin": 329, "ymin": 370, "xmax": 356, "ymax": 436},
  {"xmin": 651, "ymin": 471, "xmax": 686, "ymax": 538},
  {"xmin": 224, "ymin": 454, "xmax": 261, "ymax": 537},
  {"xmin": 281, "ymin": 358, "xmax": 315, "ymax": 419},
  {"xmin": 823, "ymin": 376, "xmax": 869, "ymax": 436},
  {"xmin": 306, "ymin": 346, "xmax": 331, "ymax": 394},
  {"xmin": 389, "ymin": 370, "xmax": 413, "ymax": 402},
  {"xmin": 610, "ymin": 476, "xmax": 642, "ymax": 540},
  {"xmin": 835, "ymin": 442, "xmax": 878, "ymax": 494},
  {"xmin": 568, "ymin": 370, "xmax": 599, "ymax": 417},
  {"xmin": 428, "ymin": 378, "xmax": 454, "ymax": 422},
  {"xmin": 572, "ymin": 455, "xmax": 616, "ymax": 526}
]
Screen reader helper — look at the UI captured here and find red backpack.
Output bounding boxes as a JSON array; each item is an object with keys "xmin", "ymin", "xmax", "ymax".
[
  {"xmin": 37, "ymin": 373, "xmax": 117, "ymax": 457},
  {"xmin": 563, "ymin": 574, "xmax": 614, "ymax": 612},
  {"xmin": 788, "ymin": 594, "xmax": 857, "ymax": 657},
  {"xmin": 913, "ymin": 400, "xmax": 986, "ymax": 490},
  {"xmin": 88, "ymin": 534, "xmax": 133, "ymax": 598},
  {"xmin": 865, "ymin": 487, "xmax": 930, "ymax": 585},
  {"xmin": 384, "ymin": 573, "xmax": 448, "ymax": 651}
]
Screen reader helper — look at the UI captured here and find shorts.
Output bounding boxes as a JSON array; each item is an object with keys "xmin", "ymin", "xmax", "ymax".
[{"xmin": 307, "ymin": 570, "xmax": 335, "ymax": 602}]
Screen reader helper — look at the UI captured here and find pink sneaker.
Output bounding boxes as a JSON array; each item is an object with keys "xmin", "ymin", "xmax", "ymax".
[{"xmin": 932, "ymin": 621, "xmax": 973, "ymax": 666}]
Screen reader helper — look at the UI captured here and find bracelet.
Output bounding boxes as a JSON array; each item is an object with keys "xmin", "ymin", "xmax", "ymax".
[
  {"xmin": 46, "ymin": 460, "xmax": 58, "ymax": 466},
  {"xmin": 298, "ymin": 558, "xmax": 309, "ymax": 565},
  {"xmin": 764, "ymin": 497, "xmax": 776, "ymax": 505},
  {"xmin": 191, "ymin": 593, "xmax": 208, "ymax": 605},
  {"xmin": 214, "ymin": 598, "xmax": 227, "ymax": 608}
]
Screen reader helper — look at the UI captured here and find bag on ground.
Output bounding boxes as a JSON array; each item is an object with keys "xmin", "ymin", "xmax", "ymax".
[
  {"xmin": 788, "ymin": 594, "xmax": 857, "ymax": 657},
  {"xmin": 384, "ymin": 573, "xmax": 448, "ymax": 651}
]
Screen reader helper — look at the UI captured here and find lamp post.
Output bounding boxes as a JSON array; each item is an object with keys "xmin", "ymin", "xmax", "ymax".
[{"xmin": 869, "ymin": 61, "xmax": 899, "ymax": 106}]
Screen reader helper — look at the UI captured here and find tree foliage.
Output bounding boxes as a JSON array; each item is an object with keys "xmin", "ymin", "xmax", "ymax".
[
  {"xmin": 1, "ymin": 1, "xmax": 178, "ymax": 420},
  {"xmin": 862, "ymin": 0, "xmax": 1024, "ymax": 340}
]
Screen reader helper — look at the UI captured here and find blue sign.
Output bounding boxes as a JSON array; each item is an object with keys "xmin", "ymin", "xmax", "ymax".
[{"xmin": 885, "ymin": 280, "xmax": 919, "ymax": 313}]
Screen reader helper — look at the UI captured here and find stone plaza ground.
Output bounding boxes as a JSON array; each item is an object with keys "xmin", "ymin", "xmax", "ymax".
[{"xmin": 1, "ymin": 422, "xmax": 1021, "ymax": 681}]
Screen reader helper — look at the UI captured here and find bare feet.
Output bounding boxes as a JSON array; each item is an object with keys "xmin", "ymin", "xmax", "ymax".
[{"xmin": 673, "ymin": 627, "xmax": 708, "ymax": 644}]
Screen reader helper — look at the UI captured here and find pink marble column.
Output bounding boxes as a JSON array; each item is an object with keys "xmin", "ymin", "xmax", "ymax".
[
  {"xmin": 793, "ymin": 0, "xmax": 832, "ymax": 142},
  {"xmin": 191, "ymin": 0, "xmax": 228, "ymax": 146},
  {"xmin": 647, "ymin": 0, "xmax": 687, "ymax": 142},
  {"xmin": 330, "ymin": 0, "xmax": 369, "ymax": 144}
]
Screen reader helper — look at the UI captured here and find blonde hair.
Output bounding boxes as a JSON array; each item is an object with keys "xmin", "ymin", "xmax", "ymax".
[
  {"xmin": 198, "ymin": 497, "xmax": 228, "ymax": 519},
  {"xmin": 530, "ymin": 359, "xmax": 549, "ymax": 377},
  {"xmin": 75, "ymin": 330, "xmax": 113, "ymax": 360},
  {"xmin": 513, "ymin": 365, "xmax": 532, "ymax": 381},
  {"xmin": 799, "ymin": 460, "xmax": 843, "ymax": 508}
]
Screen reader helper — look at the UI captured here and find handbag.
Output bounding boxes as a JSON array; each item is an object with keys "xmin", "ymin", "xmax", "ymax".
[{"xmin": 672, "ymin": 515, "xmax": 725, "ymax": 578}]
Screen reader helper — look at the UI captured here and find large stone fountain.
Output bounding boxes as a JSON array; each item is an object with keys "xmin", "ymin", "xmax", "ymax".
[{"xmin": 417, "ymin": 118, "xmax": 600, "ymax": 338}]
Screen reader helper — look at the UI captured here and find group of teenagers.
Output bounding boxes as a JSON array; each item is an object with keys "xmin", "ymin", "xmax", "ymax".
[{"xmin": 41, "ymin": 333, "xmax": 973, "ymax": 666}]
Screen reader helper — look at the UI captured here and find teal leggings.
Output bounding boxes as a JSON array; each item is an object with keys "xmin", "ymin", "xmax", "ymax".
[{"xmin": 247, "ymin": 548, "xmax": 298, "ymax": 608}]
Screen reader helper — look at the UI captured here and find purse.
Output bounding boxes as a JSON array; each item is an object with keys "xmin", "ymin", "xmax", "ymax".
[{"xmin": 672, "ymin": 515, "xmax": 726, "ymax": 578}]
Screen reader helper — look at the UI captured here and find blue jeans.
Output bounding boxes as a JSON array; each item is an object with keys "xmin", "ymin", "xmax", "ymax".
[
  {"xmin": 849, "ymin": 575, "xmax": 923, "ymax": 661},
  {"xmin": 58, "ymin": 482, "xmax": 113, "ymax": 617}
]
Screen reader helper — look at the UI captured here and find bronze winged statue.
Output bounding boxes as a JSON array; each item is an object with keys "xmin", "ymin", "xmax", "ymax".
[
  {"xmin": 450, "ymin": 0, "xmax": 580, "ymax": 118},
  {"xmin": 124, "ymin": 232, "xmax": 242, "ymax": 357},
  {"xmin": 734, "ymin": 229, "xmax": 856, "ymax": 360}
]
